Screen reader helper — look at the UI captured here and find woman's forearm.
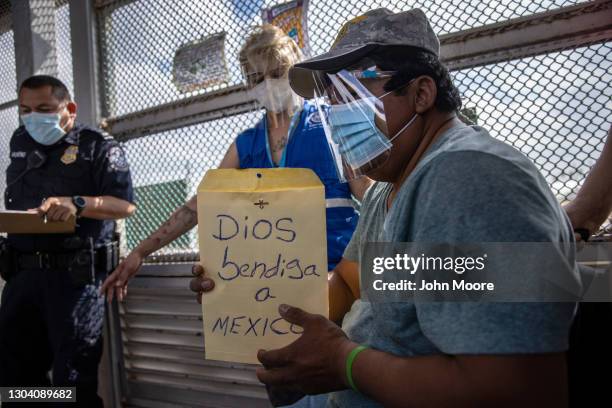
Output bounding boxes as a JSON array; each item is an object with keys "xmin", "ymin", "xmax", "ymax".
[
  {"xmin": 133, "ymin": 196, "xmax": 199, "ymax": 258},
  {"xmin": 132, "ymin": 142, "xmax": 239, "ymax": 257}
]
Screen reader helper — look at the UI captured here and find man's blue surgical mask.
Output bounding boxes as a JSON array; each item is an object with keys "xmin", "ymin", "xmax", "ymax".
[
  {"xmin": 21, "ymin": 112, "xmax": 67, "ymax": 146},
  {"xmin": 328, "ymin": 97, "xmax": 418, "ymax": 170}
]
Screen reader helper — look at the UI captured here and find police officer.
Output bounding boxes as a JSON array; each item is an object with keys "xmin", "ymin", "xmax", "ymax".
[{"xmin": 0, "ymin": 75, "xmax": 135, "ymax": 407}]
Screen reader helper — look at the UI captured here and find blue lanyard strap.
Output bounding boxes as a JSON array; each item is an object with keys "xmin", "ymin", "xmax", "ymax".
[{"xmin": 264, "ymin": 109, "xmax": 302, "ymax": 168}]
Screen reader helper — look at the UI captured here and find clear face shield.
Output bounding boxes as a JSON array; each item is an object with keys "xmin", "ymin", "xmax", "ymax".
[{"xmin": 312, "ymin": 67, "xmax": 417, "ymax": 180}]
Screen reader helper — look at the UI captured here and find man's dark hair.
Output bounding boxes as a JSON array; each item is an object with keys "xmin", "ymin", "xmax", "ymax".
[
  {"xmin": 364, "ymin": 46, "xmax": 462, "ymax": 113},
  {"xmin": 19, "ymin": 75, "xmax": 71, "ymax": 102}
]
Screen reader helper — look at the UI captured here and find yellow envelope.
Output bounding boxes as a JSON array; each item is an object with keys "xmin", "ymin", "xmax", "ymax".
[{"xmin": 197, "ymin": 168, "xmax": 328, "ymax": 363}]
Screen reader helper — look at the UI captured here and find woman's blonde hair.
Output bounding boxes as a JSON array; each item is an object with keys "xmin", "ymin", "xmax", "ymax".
[{"xmin": 239, "ymin": 24, "xmax": 303, "ymax": 82}]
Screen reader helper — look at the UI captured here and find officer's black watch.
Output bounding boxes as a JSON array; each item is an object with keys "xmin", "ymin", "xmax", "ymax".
[{"xmin": 72, "ymin": 196, "xmax": 87, "ymax": 217}]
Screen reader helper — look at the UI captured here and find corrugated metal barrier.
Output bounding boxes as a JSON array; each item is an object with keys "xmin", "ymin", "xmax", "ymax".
[{"xmin": 115, "ymin": 262, "xmax": 271, "ymax": 408}]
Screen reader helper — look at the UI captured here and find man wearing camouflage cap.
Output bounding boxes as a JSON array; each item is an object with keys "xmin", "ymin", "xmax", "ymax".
[{"xmin": 192, "ymin": 9, "xmax": 577, "ymax": 407}]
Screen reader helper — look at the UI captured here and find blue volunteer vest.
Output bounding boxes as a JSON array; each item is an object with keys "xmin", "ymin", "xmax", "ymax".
[{"xmin": 236, "ymin": 102, "xmax": 358, "ymax": 270}]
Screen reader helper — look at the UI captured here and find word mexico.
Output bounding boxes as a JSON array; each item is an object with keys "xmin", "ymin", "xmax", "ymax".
[{"xmin": 211, "ymin": 312, "xmax": 304, "ymax": 337}]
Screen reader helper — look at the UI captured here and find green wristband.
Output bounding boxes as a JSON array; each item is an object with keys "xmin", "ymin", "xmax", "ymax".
[{"xmin": 345, "ymin": 345, "xmax": 368, "ymax": 393}]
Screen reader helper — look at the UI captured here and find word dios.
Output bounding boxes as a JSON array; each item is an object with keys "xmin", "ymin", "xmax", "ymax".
[{"xmin": 212, "ymin": 214, "xmax": 296, "ymax": 243}]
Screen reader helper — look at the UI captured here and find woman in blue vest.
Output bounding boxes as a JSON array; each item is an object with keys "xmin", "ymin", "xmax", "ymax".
[{"xmin": 102, "ymin": 25, "xmax": 369, "ymax": 307}]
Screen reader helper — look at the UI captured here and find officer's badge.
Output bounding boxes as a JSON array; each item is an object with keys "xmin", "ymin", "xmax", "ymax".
[{"xmin": 61, "ymin": 145, "xmax": 78, "ymax": 165}]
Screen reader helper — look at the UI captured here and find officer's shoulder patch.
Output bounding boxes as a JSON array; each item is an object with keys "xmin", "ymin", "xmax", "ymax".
[{"xmin": 107, "ymin": 145, "xmax": 129, "ymax": 172}]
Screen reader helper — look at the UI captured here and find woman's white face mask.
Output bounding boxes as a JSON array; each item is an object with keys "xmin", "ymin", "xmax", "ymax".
[{"xmin": 248, "ymin": 77, "xmax": 300, "ymax": 113}]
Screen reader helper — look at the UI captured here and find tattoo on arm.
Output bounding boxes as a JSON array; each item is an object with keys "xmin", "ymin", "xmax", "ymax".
[
  {"xmin": 140, "ymin": 204, "xmax": 198, "ymax": 255},
  {"xmin": 175, "ymin": 204, "xmax": 198, "ymax": 229}
]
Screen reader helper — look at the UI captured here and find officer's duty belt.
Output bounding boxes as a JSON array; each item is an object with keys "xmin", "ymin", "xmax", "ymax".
[{"xmin": 15, "ymin": 243, "xmax": 118, "ymax": 271}]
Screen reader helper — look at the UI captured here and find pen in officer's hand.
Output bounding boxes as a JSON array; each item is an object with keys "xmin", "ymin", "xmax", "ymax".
[{"xmin": 41, "ymin": 198, "xmax": 47, "ymax": 224}]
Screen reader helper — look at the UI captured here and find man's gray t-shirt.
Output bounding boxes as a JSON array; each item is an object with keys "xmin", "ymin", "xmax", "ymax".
[{"xmin": 328, "ymin": 125, "xmax": 578, "ymax": 408}]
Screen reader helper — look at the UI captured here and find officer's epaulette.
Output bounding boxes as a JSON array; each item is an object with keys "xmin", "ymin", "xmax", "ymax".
[
  {"xmin": 14, "ymin": 125, "xmax": 27, "ymax": 137},
  {"xmin": 78, "ymin": 124, "xmax": 116, "ymax": 141}
]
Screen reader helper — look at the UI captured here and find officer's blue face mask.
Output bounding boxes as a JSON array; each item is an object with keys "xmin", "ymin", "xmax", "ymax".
[
  {"xmin": 21, "ymin": 111, "xmax": 67, "ymax": 146},
  {"xmin": 328, "ymin": 93, "xmax": 418, "ymax": 170}
]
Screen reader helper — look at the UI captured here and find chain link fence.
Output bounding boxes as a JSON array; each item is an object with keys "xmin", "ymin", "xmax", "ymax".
[
  {"xmin": 455, "ymin": 42, "xmax": 610, "ymax": 201},
  {"xmin": 94, "ymin": 0, "xmax": 610, "ymax": 255},
  {"xmin": 96, "ymin": 0, "xmax": 590, "ymax": 118}
]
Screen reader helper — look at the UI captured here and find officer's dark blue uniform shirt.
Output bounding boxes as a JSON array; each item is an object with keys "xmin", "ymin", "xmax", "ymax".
[{"xmin": 4, "ymin": 123, "xmax": 134, "ymax": 253}]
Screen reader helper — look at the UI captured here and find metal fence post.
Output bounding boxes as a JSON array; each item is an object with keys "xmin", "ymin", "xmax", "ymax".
[
  {"xmin": 69, "ymin": 0, "xmax": 99, "ymax": 126},
  {"xmin": 68, "ymin": 3, "xmax": 125, "ymax": 405},
  {"xmin": 11, "ymin": 0, "xmax": 58, "ymax": 88}
]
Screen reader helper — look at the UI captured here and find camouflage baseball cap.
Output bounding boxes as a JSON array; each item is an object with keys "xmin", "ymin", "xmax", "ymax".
[{"xmin": 289, "ymin": 8, "xmax": 439, "ymax": 98}]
